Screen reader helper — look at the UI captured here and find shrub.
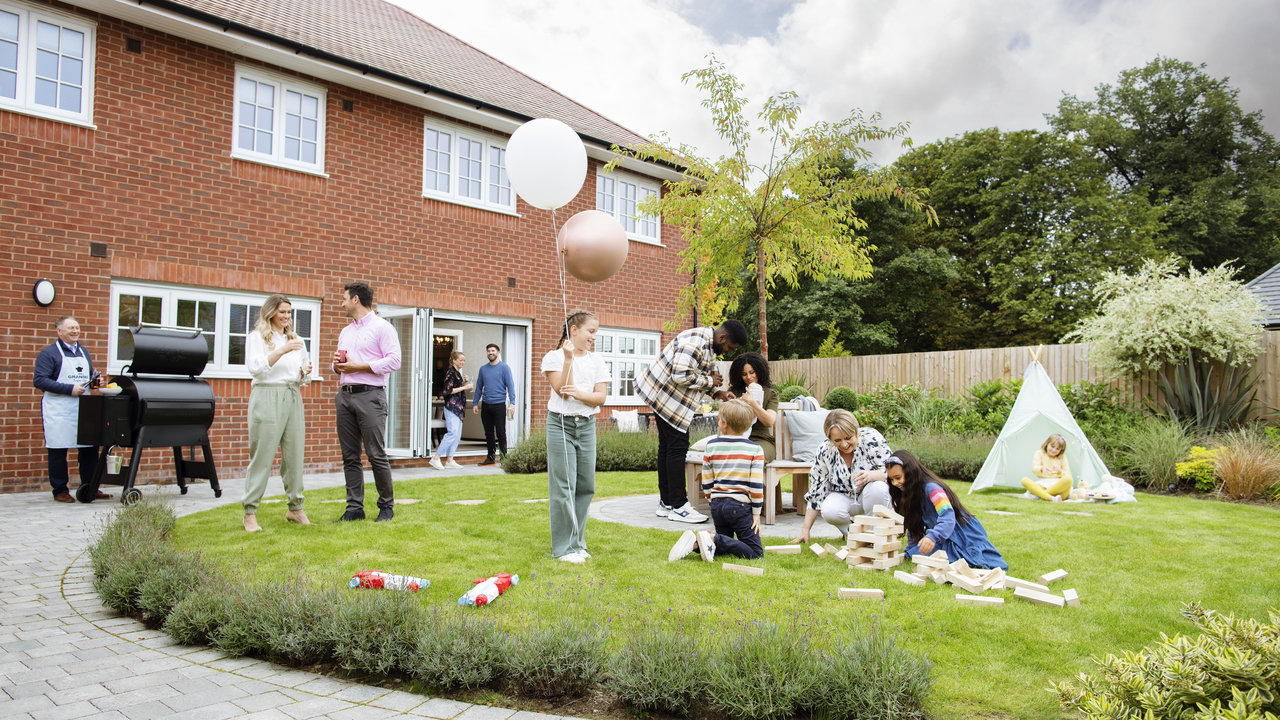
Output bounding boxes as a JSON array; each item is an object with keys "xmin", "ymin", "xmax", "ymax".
[
  {"xmin": 252, "ymin": 579, "xmax": 341, "ymax": 666},
  {"xmin": 594, "ymin": 426, "xmax": 658, "ymax": 472},
  {"xmin": 775, "ymin": 369, "xmax": 815, "ymax": 397},
  {"xmin": 502, "ymin": 429, "xmax": 548, "ymax": 473},
  {"xmin": 1215, "ymin": 428, "xmax": 1280, "ymax": 501},
  {"xmin": 163, "ymin": 581, "xmax": 239, "ymax": 646},
  {"xmin": 504, "ymin": 618, "xmax": 608, "ymax": 698},
  {"xmin": 1052, "ymin": 603, "xmax": 1280, "ymax": 719},
  {"xmin": 889, "ymin": 431, "xmax": 996, "ymax": 482},
  {"xmin": 809, "ymin": 617, "xmax": 933, "ymax": 720},
  {"xmin": 1108, "ymin": 417, "xmax": 1197, "ymax": 489},
  {"xmin": 824, "ymin": 386, "xmax": 860, "ymax": 412},
  {"xmin": 209, "ymin": 586, "xmax": 274, "ymax": 658},
  {"xmin": 778, "ymin": 384, "xmax": 807, "ymax": 403},
  {"xmin": 898, "ymin": 395, "xmax": 964, "ymax": 435},
  {"xmin": 414, "ymin": 609, "xmax": 508, "ymax": 691},
  {"xmin": 323, "ymin": 589, "xmax": 425, "ymax": 676},
  {"xmin": 707, "ymin": 620, "xmax": 820, "ymax": 720},
  {"xmin": 134, "ymin": 551, "xmax": 213, "ymax": 624},
  {"xmin": 90, "ymin": 500, "xmax": 192, "ymax": 619},
  {"xmin": 608, "ymin": 627, "xmax": 707, "ymax": 716},
  {"xmin": 1177, "ymin": 446, "xmax": 1223, "ymax": 493}
]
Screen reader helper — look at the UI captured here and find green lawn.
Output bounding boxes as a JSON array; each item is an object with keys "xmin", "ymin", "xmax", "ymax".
[{"xmin": 172, "ymin": 472, "xmax": 1280, "ymax": 720}]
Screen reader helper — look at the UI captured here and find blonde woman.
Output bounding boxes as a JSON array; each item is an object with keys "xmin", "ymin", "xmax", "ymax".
[
  {"xmin": 792, "ymin": 409, "xmax": 894, "ymax": 543},
  {"xmin": 242, "ymin": 294, "xmax": 312, "ymax": 532}
]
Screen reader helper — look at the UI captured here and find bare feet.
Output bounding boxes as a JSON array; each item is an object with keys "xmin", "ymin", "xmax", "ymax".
[
  {"xmin": 284, "ymin": 509, "xmax": 311, "ymax": 525},
  {"xmin": 243, "ymin": 514, "xmax": 261, "ymax": 532}
]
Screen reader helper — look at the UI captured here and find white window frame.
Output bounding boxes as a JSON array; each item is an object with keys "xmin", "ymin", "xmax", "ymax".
[
  {"xmin": 0, "ymin": 0, "xmax": 96, "ymax": 127},
  {"xmin": 231, "ymin": 64, "xmax": 328, "ymax": 176},
  {"xmin": 421, "ymin": 117, "xmax": 517, "ymax": 215},
  {"xmin": 595, "ymin": 327, "xmax": 661, "ymax": 405},
  {"xmin": 108, "ymin": 280, "xmax": 321, "ymax": 380},
  {"xmin": 596, "ymin": 170, "xmax": 662, "ymax": 245}
]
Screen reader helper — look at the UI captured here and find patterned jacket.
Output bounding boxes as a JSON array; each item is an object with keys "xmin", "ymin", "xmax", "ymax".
[
  {"xmin": 635, "ymin": 327, "xmax": 718, "ymax": 433},
  {"xmin": 803, "ymin": 428, "xmax": 893, "ymax": 511}
]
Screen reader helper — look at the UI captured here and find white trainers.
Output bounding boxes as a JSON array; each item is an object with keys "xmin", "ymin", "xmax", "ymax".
[
  {"xmin": 429, "ymin": 456, "xmax": 444, "ymax": 470},
  {"xmin": 655, "ymin": 502, "xmax": 672, "ymax": 518},
  {"xmin": 696, "ymin": 530, "xmax": 717, "ymax": 562},
  {"xmin": 557, "ymin": 551, "xmax": 585, "ymax": 564},
  {"xmin": 445, "ymin": 459, "xmax": 462, "ymax": 469},
  {"xmin": 667, "ymin": 502, "xmax": 709, "ymax": 524},
  {"xmin": 578, "ymin": 549, "xmax": 592, "ymax": 559},
  {"xmin": 668, "ymin": 530, "xmax": 697, "ymax": 561}
]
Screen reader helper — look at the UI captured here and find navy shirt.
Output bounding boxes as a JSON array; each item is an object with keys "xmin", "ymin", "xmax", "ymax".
[
  {"xmin": 474, "ymin": 362, "xmax": 515, "ymax": 406},
  {"xmin": 33, "ymin": 341, "xmax": 95, "ymax": 396}
]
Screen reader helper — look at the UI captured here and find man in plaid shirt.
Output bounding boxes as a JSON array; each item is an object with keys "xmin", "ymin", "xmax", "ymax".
[{"xmin": 637, "ymin": 320, "xmax": 749, "ymax": 523}]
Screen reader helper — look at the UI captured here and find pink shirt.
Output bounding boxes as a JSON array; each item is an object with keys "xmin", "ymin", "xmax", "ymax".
[{"xmin": 335, "ymin": 312, "xmax": 401, "ymax": 386}]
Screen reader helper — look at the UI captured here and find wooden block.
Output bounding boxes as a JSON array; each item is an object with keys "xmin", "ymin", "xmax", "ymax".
[
  {"xmin": 974, "ymin": 568, "xmax": 994, "ymax": 578},
  {"xmin": 849, "ymin": 533, "xmax": 880, "ymax": 544},
  {"xmin": 912, "ymin": 554, "xmax": 950, "ymax": 569},
  {"xmin": 1040, "ymin": 569, "xmax": 1068, "ymax": 585},
  {"xmin": 853, "ymin": 514, "xmax": 895, "ymax": 527},
  {"xmin": 950, "ymin": 558, "xmax": 980, "ymax": 580},
  {"xmin": 956, "ymin": 594, "xmax": 1004, "ymax": 606},
  {"xmin": 873, "ymin": 555, "xmax": 903, "ymax": 570},
  {"xmin": 838, "ymin": 588, "xmax": 884, "ymax": 600},
  {"xmin": 834, "ymin": 549, "xmax": 849, "ymax": 561},
  {"xmin": 824, "ymin": 543, "xmax": 840, "ymax": 557},
  {"xmin": 930, "ymin": 549, "xmax": 948, "ymax": 560},
  {"xmin": 894, "ymin": 570, "xmax": 925, "ymax": 586},
  {"xmin": 852, "ymin": 547, "xmax": 884, "ymax": 560},
  {"xmin": 1004, "ymin": 576, "xmax": 1051, "ymax": 594},
  {"xmin": 873, "ymin": 504, "xmax": 904, "ymax": 523},
  {"xmin": 1013, "ymin": 586, "xmax": 1065, "ymax": 608},
  {"xmin": 946, "ymin": 572, "xmax": 984, "ymax": 594},
  {"xmin": 810, "ymin": 544, "xmax": 828, "ymax": 558},
  {"xmin": 978, "ymin": 568, "xmax": 1006, "ymax": 591},
  {"xmin": 874, "ymin": 540, "xmax": 903, "ymax": 553},
  {"xmin": 1063, "ymin": 588, "xmax": 1080, "ymax": 607},
  {"xmin": 764, "ymin": 545, "xmax": 802, "ymax": 554},
  {"xmin": 912, "ymin": 563, "xmax": 933, "ymax": 577},
  {"xmin": 851, "ymin": 562, "xmax": 877, "ymax": 571},
  {"xmin": 722, "ymin": 563, "xmax": 764, "ymax": 576},
  {"xmin": 931, "ymin": 570, "xmax": 948, "ymax": 585},
  {"xmin": 870, "ymin": 524, "xmax": 904, "ymax": 536}
]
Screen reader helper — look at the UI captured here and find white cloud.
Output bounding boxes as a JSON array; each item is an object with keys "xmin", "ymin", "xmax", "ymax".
[{"xmin": 390, "ymin": 0, "xmax": 1280, "ymax": 169}]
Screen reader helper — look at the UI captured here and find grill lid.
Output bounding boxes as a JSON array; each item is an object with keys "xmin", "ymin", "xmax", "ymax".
[{"xmin": 126, "ymin": 327, "xmax": 209, "ymax": 376}]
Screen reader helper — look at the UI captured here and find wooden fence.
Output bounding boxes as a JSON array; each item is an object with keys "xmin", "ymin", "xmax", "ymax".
[{"xmin": 769, "ymin": 332, "xmax": 1280, "ymax": 411}]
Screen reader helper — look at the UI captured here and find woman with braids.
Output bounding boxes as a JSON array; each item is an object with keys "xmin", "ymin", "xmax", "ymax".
[
  {"xmin": 242, "ymin": 294, "xmax": 312, "ymax": 532},
  {"xmin": 886, "ymin": 449, "xmax": 1007, "ymax": 569},
  {"xmin": 540, "ymin": 310, "xmax": 611, "ymax": 564},
  {"xmin": 727, "ymin": 351, "xmax": 778, "ymax": 463}
]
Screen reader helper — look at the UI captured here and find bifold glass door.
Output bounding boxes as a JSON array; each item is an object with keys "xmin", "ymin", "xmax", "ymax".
[{"xmin": 381, "ymin": 308, "xmax": 433, "ymax": 458}]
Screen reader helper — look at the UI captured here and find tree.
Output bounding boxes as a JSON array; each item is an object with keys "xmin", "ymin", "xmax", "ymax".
[
  {"xmin": 892, "ymin": 128, "xmax": 1164, "ymax": 349},
  {"xmin": 605, "ymin": 56, "xmax": 934, "ymax": 358},
  {"xmin": 1050, "ymin": 57, "xmax": 1280, "ymax": 281}
]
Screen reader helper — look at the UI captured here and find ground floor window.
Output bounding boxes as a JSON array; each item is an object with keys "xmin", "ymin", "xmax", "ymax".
[{"xmin": 596, "ymin": 327, "xmax": 660, "ymax": 405}]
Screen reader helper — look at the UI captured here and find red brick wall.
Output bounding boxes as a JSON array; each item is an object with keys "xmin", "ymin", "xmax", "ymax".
[{"xmin": 0, "ymin": 3, "xmax": 690, "ymax": 493}]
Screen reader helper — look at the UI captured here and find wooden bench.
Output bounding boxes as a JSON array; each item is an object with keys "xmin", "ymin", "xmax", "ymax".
[{"xmin": 685, "ymin": 401, "xmax": 812, "ymax": 525}]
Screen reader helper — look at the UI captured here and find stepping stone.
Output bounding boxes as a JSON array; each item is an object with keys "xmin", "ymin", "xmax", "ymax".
[
  {"xmin": 1059, "ymin": 511, "xmax": 1094, "ymax": 517},
  {"xmin": 446, "ymin": 499, "xmax": 486, "ymax": 506},
  {"xmin": 521, "ymin": 498, "xmax": 549, "ymax": 503},
  {"xmin": 985, "ymin": 510, "xmax": 1021, "ymax": 516}
]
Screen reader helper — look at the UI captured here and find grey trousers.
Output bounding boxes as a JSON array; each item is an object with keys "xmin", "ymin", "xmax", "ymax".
[
  {"xmin": 546, "ymin": 412, "xmax": 595, "ymax": 558},
  {"xmin": 335, "ymin": 387, "xmax": 394, "ymax": 512},
  {"xmin": 819, "ymin": 481, "xmax": 893, "ymax": 536},
  {"xmin": 243, "ymin": 384, "xmax": 305, "ymax": 514}
]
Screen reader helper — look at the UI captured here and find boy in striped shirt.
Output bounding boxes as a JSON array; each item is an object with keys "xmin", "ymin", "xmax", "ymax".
[{"xmin": 669, "ymin": 400, "xmax": 765, "ymax": 562}]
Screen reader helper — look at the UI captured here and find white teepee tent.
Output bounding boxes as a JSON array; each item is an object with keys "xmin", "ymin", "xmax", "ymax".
[{"xmin": 969, "ymin": 352, "xmax": 1112, "ymax": 494}]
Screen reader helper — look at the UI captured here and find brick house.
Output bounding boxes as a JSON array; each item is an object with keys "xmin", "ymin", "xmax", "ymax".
[{"xmin": 2, "ymin": 0, "xmax": 691, "ymax": 493}]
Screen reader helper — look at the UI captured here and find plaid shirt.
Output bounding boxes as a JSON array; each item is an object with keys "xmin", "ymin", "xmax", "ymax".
[{"xmin": 636, "ymin": 327, "xmax": 718, "ymax": 433}]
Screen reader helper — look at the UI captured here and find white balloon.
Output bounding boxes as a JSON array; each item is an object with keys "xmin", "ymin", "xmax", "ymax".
[{"xmin": 505, "ymin": 118, "xmax": 587, "ymax": 210}]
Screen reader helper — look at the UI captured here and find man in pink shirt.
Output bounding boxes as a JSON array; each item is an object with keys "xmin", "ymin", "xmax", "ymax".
[{"xmin": 332, "ymin": 281, "xmax": 402, "ymax": 522}]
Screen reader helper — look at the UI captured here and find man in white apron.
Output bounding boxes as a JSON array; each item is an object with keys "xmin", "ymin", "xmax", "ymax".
[{"xmin": 33, "ymin": 316, "xmax": 106, "ymax": 502}]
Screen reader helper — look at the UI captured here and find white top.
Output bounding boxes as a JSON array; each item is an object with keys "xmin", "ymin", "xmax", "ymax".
[
  {"xmin": 541, "ymin": 349, "xmax": 611, "ymax": 416},
  {"xmin": 246, "ymin": 330, "xmax": 305, "ymax": 385}
]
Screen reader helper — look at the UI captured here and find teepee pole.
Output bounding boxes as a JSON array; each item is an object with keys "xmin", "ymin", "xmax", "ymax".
[{"xmin": 1029, "ymin": 345, "xmax": 1043, "ymax": 364}]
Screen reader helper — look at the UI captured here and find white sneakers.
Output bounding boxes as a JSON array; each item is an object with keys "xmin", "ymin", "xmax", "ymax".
[
  {"xmin": 429, "ymin": 456, "xmax": 444, "ymax": 470},
  {"xmin": 445, "ymin": 459, "xmax": 463, "ymax": 469},
  {"xmin": 669, "ymin": 530, "xmax": 717, "ymax": 562},
  {"xmin": 557, "ymin": 551, "xmax": 586, "ymax": 564},
  {"xmin": 655, "ymin": 502, "xmax": 672, "ymax": 517},
  {"xmin": 667, "ymin": 502, "xmax": 709, "ymax": 524}
]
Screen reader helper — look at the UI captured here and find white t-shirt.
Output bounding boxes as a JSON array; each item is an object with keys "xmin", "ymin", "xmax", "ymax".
[{"xmin": 540, "ymin": 349, "xmax": 611, "ymax": 416}]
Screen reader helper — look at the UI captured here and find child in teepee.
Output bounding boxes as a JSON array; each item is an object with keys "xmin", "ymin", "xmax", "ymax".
[
  {"xmin": 1021, "ymin": 434, "xmax": 1073, "ymax": 501},
  {"xmin": 886, "ymin": 450, "xmax": 1007, "ymax": 570}
]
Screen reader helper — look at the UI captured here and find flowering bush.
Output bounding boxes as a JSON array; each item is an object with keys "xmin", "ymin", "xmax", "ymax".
[{"xmin": 1176, "ymin": 446, "xmax": 1222, "ymax": 492}]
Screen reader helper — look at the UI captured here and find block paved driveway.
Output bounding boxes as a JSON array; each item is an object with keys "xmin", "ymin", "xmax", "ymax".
[{"xmin": 0, "ymin": 466, "xmax": 578, "ymax": 720}]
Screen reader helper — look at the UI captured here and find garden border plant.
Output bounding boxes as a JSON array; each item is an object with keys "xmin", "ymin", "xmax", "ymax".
[{"xmin": 91, "ymin": 500, "xmax": 933, "ymax": 719}]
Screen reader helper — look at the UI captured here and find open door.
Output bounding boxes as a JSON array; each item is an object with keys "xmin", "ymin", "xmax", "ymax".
[{"xmin": 380, "ymin": 307, "xmax": 432, "ymax": 458}]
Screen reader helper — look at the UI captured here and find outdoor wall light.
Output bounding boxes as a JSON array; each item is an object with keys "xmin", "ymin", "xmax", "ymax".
[{"xmin": 32, "ymin": 279, "xmax": 56, "ymax": 307}]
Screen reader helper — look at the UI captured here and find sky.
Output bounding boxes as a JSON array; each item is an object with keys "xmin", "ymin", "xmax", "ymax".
[{"xmin": 390, "ymin": 0, "xmax": 1280, "ymax": 168}]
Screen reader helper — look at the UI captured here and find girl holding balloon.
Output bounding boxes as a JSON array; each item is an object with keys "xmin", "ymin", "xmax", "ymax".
[{"xmin": 540, "ymin": 310, "xmax": 612, "ymax": 564}]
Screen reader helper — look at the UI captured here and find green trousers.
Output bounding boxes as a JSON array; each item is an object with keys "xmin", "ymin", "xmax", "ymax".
[
  {"xmin": 243, "ymin": 384, "xmax": 305, "ymax": 514},
  {"xmin": 546, "ymin": 412, "xmax": 596, "ymax": 558}
]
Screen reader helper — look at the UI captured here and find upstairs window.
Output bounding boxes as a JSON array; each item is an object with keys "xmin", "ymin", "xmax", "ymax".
[
  {"xmin": 422, "ymin": 119, "xmax": 514, "ymax": 213},
  {"xmin": 0, "ymin": 1, "xmax": 95, "ymax": 126},
  {"xmin": 232, "ymin": 64, "xmax": 327, "ymax": 175},
  {"xmin": 596, "ymin": 171, "xmax": 661, "ymax": 244}
]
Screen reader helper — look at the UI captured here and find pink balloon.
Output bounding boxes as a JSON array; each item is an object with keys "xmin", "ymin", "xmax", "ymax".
[{"xmin": 556, "ymin": 210, "xmax": 629, "ymax": 283}]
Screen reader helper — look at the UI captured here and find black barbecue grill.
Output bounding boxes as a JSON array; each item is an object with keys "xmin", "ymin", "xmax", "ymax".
[{"xmin": 77, "ymin": 326, "xmax": 222, "ymax": 504}]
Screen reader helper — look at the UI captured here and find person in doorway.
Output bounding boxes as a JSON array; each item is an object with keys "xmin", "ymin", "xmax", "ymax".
[
  {"xmin": 540, "ymin": 310, "xmax": 610, "ymax": 563},
  {"xmin": 636, "ymin": 320, "xmax": 748, "ymax": 523},
  {"xmin": 472, "ymin": 343, "xmax": 515, "ymax": 465},
  {"xmin": 792, "ymin": 409, "xmax": 894, "ymax": 543},
  {"xmin": 431, "ymin": 349, "xmax": 472, "ymax": 469},
  {"xmin": 332, "ymin": 281, "xmax": 401, "ymax": 522},
  {"xmin": 33, "ymin": 316, "xmax": 107, "ymax": 503},
  {"xmin": 241, "ymin": 294, "xmax": 312, "ymax": 532}
]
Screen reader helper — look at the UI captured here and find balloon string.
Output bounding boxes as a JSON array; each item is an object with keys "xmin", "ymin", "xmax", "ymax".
[{"xmin": 549, "ymin": 206, "xmax": 579, "ymax": 545}]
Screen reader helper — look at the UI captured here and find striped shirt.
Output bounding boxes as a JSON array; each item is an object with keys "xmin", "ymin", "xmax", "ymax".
[
  {"xmin": 701, "ymin": 436, "xmax": 765, "ymax": 514},
  {"xmin": 636, "ymin": 327, "xmax": 718, "ymax": 433},
  {"xmin": 803, "ymin": 428, "xmax": 893, "ymax": 511}
]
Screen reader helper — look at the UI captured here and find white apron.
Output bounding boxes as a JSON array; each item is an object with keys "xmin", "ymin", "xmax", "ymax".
[{"xmin": 42, "ymin": 345, "xmax": 90, "ymax": 449}]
